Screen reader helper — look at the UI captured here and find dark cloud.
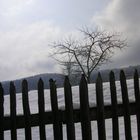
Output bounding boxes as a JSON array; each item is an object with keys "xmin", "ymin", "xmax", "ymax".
[{"xmin": 93, "ymin": 0, "xmax": 140, "ymax": 68}]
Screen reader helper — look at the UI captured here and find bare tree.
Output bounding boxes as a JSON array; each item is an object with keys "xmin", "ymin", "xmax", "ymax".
[{"xmin": 51, "ymin": 28, "xmax": 127, "ymax": 83}]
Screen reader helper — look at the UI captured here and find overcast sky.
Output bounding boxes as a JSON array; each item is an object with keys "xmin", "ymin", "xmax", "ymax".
[{"xmin": 0, "ymin": 0, "xmax": 139, "ymax": 81}]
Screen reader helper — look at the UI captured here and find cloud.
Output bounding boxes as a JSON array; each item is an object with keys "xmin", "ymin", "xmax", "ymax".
[
  {"xmin": 0, "ymin": 21, "xmax": 62, "ymax": 81},
  {"xmin": 0, "ymin": 0, "xmax": 34, "ymax": 17},
  {"xmin": 92, "ymin": 0, "xmax": 140, "ymax": 68}
]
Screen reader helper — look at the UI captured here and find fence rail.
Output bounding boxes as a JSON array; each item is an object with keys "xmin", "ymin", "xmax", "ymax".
[{"xmin": 0, "ymin": 70, "xmax": 140, "ymax": 140}]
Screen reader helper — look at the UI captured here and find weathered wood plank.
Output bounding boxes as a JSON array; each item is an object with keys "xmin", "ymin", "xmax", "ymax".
[
  {"xmin": 49, "ymin": 79, "xmax": 63, "ymax": 140},
  {"xmin": 22, "ymin": 79, "xmax": 32, "ymax": 140},
  {"xmin": 0, "ymin": 83, "xmax": 4, "ymax": 140},
  {"xmin": 109, "ymin": 71, "xmax": 119, "ymax": 140},
  {"xmin": 134, "ymin": 69, "xmax": 140, "ymax": 140},
  {"xmin": 96, "ymin": 73, "xmax": 106, "ymax": 140},
  {"xmin": 38, "ymin": 78, "xmax": 46, "ymax": 140},
  {"xmin": 120, "ymin": 70, "xmax": 132, "ymax": 140},
  {"xmin": 10, "ymin": 82, "xmax": 17, "ymax": 140},
  {"xmin": 79, "ymin": 74, "xmax": 92, "ymax": 140},
  {"xmin": 2, "ymin": 102, "xmax": 136, "ymax": 130},
  {"xmin": 64, "ymin": 76, "xmax": 75, "ymax": 140}
]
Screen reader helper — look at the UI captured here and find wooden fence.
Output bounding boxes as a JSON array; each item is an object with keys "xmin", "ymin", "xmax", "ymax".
[{"xmin": 0, "ymin": 70, "xmax": 140, "ymax": 140}]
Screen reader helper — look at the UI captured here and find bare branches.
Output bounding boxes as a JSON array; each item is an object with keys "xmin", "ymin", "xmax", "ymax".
[{"xmin": 51, "ymin": 27, "xmax": 127, "ymax": 83}]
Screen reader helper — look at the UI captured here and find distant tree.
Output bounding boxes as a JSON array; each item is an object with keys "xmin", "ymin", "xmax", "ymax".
[{"xmin": 51, "ymin": 27, "xmax": 127, "ymax": 83}]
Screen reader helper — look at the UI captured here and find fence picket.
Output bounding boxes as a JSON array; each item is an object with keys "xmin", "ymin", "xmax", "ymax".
[
  {"xmin": 64, "ymin": 76, "xmax": 75, "ymax": 140},
  {"xmin": 38, "ymin": 79, "xmax": 46, "ymax": 140},
  {"xmin": 109, "ymin": 71, "xmax": 119, "ymax": 140},
  {"xmin": 96, "ymin": 73, "xmax": 106, "ymax": 140},
  {"xmin": 134, "ymin": 69, "xmax": 140, "ymax": 140},
  {"xmin": 22, "ymin": 79, "xmax": 32, "ymax": 140},
  {"xmin": 79, "ymin": 74, "xmax": 92, "ymax": 140},
  {"xmin": 0, "ymin": 83, "xmax": 4, "ymax": 140},
  {"xmin": 10, "ymin": 82, "xmax": 17, "ymax": 140},
  {"xmin": 120, "ymin": 70, "xmax": 132, "ymax": 140},
  {"xmin": 49, "ymin": 79, "xmax": 63, "ymax": 140}
]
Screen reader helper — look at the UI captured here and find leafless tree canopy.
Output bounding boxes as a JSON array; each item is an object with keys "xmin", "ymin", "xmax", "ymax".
[{"xmin": 51, "ymin": 28, "xmax": 127, "ymax": 83}]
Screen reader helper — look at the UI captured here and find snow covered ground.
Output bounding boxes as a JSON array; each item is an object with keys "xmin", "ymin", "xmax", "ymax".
[{"xmin": 4, "ymin": 79, "xmax": 138, "ymax": 139}]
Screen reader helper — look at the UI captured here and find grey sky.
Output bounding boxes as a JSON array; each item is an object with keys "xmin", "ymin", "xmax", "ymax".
[
  {"xmin": 93, "ymin": 0, "xmax": 140, "ymax": 69},
  {"xmin": 0, "ymin": 0, "xmax": 139, "ymax": 81}
]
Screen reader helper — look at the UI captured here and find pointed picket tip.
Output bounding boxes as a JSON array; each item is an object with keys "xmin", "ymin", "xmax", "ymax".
[
  {"xmin": 49, "ymin": 78, "xmax": 54, "ymax": 83},
  {"xmin": 96, "ymin": 72, "xmax": 102, "ymax": 82},
  {"xmin": 10, "ymin": 81, "xmax": 14, "ymax": 86},
  {"xmin": 134, "ymin": 69, "xmax": 139, "ymax": 78},
  {"xmin": 0, "ymin": 83, "xmax": 3, "ymax": 91},
  {"xmin": 120, "ymin": 70, "xmax": 125, "ymax": 78},
  {"xmin": 64, "ymin": 76, "xmax": 69, "ymax": 82},
  {"xmin": 98, "ymin": 72, "xmax": 102, "ymax": 78},
  {"xmin": 39, "ymin": 78, "xmax": 43, "ymax": 82},
  {"xmin": 135, "ymin": 69, "xmax": 138, "ymax": 73},
  {"xmin": 38, "ymin": 78, "xmax": 44, "ymax": 85},
  {"xmin": 49, "ymin": 78, "xmax": 57, "ymax": 90},
  {"xmin": 110, "ymin": 70, "xmax": 114, "ymax": 76},
  {"xmin": 22, "ymin": 79, "xmax": 28, "ymax": 86},
  {"xmin": 22, "ymin": 79, "xmax": 28, "ymax": 89},
  {"xmin": 22, "ymin": 79, "xmax": 28, "ymax": 94},
  {"xmin": 64, "ymin": 76, "xmax": 71, "ymax": 85},
  {"xmin": 120, "ymin": 70, "xmax": 127, "ymax": 87},
  {"xmin": 23, "ymin": 79, "xmax": 27, "ymax": 82},
  {"xmin": 49, "ymin": 78, "xmax": 55, "ymax": 87},
  {"xmin": 80, "ymin": 74, "xmax": 87, "ymax": 84},
  {"xmin": 0, "ymin": 82, "xmax": 4, "ymax": 99},
  {"xmin": 10, "ymin": 81, "xmax": 15, "ymax": 91},
  {"xmin": 110, "ymin": 71, "xmax": 115, "ymax": 80},
  {"xmin": 38, "ymin": 79, "xmax": 44, "ymax": 92}
]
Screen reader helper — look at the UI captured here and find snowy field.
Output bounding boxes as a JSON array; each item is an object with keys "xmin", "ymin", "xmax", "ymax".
[{"xmin": 4, "ymin": 78, "xmax": 138, "ymax": 140}]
